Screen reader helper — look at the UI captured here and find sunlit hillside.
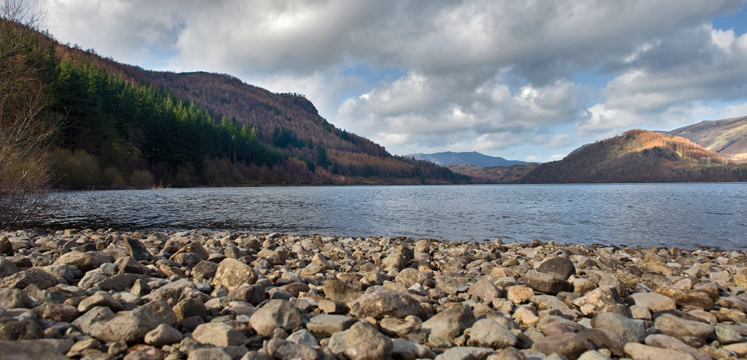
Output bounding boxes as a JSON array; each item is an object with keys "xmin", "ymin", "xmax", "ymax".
[{"xmin": 521, "ymin": 130, "xmax": 747, "ymax": 183}]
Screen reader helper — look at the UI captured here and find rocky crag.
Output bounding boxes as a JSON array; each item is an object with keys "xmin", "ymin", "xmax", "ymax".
[{"xmin": 1, "ymin": 229, "xmax": 747, "ymax": 360}]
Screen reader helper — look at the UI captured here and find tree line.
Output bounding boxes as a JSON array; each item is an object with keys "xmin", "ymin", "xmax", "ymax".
[{"xmin": 1, "ymin": 3, "xmax": 471, "ymax": 227}]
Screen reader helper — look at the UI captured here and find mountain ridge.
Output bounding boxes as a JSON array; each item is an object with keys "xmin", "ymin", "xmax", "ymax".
[
  {"xmin": 666, "ymin": 116, "xmax": 747, "ymax": 163},
  {"xmin": 407, "ymin": 151, "xmax": 526, "ymax": 167},
  {"xmin": 520, "ymin": 129, "xmax": 747, "ymax": 183}
]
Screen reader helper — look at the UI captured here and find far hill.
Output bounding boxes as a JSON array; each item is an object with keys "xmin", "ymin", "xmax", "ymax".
[
  {"xmin": 407, "ymin": 151, "xmax": 526, "ymax": 167},
  {"xmin": 520, "ymin": 130, "xmax": 747, "ymax": 183},
  {"xmin": 446, "ymin": 163, "xmax": 538, "ymax": 183},
  {"xmin": 667, "ymin": 116, "xmax": 747, "ymax": 163}
]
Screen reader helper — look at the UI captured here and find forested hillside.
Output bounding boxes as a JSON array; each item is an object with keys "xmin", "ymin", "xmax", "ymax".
[{"xmin": 7, "ymin": 19, "xmax": 469, "ymax": 188}]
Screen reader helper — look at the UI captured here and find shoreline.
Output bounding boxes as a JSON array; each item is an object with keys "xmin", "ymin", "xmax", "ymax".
[{"xmin": 1, "ymin": 228, "xmax": 746, "ymax": 359}]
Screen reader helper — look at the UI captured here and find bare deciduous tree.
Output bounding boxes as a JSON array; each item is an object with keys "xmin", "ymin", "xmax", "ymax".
[{"xmin": 0, "ymin": 0, "xmax": 56, "ymax": 227}]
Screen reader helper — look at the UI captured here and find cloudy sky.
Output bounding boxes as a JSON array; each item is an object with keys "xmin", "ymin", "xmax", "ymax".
[{"xmin": 41, "ymin": 0, "xmax": 747, "ymax": 162}]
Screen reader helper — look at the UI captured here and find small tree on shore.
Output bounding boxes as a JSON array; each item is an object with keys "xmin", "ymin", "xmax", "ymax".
[{"xmin": 0, "ymin": 0, "xmax": 56, "ymax": 227}]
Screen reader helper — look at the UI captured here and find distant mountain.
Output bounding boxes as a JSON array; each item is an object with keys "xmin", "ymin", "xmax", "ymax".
[
  {"xmin": 666, "ymin": 116, "xmax": 747, "ymax": 163},
  {"xmin": 446, "ymin": 163, "xmax": 538, "ymax": 183},
  {"xmin": 520, "ymin": 129, "xmax": 747, "ymax": 183},
  {"xmin": 407, "ymin": 151, "xmax": 526, "ymax": 167}
]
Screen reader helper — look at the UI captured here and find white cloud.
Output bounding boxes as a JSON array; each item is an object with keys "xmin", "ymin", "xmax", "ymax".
[
  {"xmin": 578, "ymin": 23, "xmax": 747, "ymax": 139},
  {"xmin": 42, "ymin": 0, "xmax": 747, "ymax": 160}
]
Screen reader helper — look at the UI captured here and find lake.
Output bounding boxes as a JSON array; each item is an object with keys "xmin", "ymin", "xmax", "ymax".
[{"xmin": 33, "ymin": 183, "xmax": 747, "ymax": 250}]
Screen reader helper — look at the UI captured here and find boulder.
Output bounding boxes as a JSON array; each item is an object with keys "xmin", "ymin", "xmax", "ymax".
[
  {"xmin": 524, "ymin": 270, "xmax": 573, "ymax": 295},
  {"xmin": 249, "ymin": 300, "xmax": 304, "ymax": 337},
  {"xmin": 213, "ymin": 258, "xmax": 258, "ymax": 291},
  {"xmin": 351, "ymin": 287, "xmax": 427, "ymax": 320},
  {"xmin": 344, "ymin": 321, "xmax": 393, "ymax": 360},
  {"xmin": 538, "ymin": 257, "xmax": 576, "ymax": 280},
  {"xmin": 421, "ymin": 305, "xmax": 475, "ymax": 341},
  {"xmin": 466, "ymin": 319, "xmax": 517, "ymax": 349}
]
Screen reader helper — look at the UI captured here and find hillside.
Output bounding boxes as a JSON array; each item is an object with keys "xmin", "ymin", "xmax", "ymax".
[
  {"xmin": 408, "ymin": 151, "xmax": 525, "ymax": 167},
  {"xmin": 667, "ymin": 116, "xmax": 747, "ymax": 163},
  {"xmin": 446, "ymin": 163, "xmax": 538, "ymax": 183},
  {"xmin": 520, "ymin": 130, "xmax": 747, "ymax": 183},
  {"xmin": 8, "ymin": 20, "xmax": 470, "ymax": 188}
]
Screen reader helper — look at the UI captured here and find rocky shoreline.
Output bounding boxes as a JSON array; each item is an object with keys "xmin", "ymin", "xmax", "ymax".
[{"xmin": 1, "ymin": 229, "xmax": 746, "ymax": 360}]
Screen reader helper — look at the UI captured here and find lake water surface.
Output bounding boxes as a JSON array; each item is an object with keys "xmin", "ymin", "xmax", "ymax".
[{"xmin": 34, "ymin": 183, "xmax": 747, "ymax": 250}]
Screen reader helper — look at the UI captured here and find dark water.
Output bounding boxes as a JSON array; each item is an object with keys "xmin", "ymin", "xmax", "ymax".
[{"xmin": 33, "ymin": 183, "xmax": 747, "ymax": 250}]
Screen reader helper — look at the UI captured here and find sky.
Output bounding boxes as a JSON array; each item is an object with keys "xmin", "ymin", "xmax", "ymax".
[{"xmin": 39, "ymin": 0, "xmax": 747, "ymax": 162}]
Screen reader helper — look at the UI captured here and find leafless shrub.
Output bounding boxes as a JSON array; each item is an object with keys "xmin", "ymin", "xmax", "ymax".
[{"xmin": 0, "ymin": 0, "xmax": 56, "ymax": 227}]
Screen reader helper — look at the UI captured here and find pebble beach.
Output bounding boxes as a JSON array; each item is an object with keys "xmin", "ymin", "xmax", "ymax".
[{"xmin": 1, "ymin": 228, "xmax": 747, "ymax": 360}]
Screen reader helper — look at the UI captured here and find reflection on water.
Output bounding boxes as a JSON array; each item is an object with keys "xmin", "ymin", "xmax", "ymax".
[{"xmin": 33, "ymin": 183, "xmax": 747, "ymax": 250}]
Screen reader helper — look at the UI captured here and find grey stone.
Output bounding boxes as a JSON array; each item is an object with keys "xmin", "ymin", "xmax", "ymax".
[
  {"xmin": 538, "ymin": 257, "xmax": 576, "ymax": 280},
  {"xmin": 468, "ymin": 278, "xmax": 502, "ymax": 303},
  {"xmin": 380, "ymin": 315, "xmax": 422, "ymax": 337},
  {"xmin": 391, "ymin": 338, "xmax": 436, "ymax": 360},
  {"xmin": 323, "ymin": 279, "xmax": 363, "ymax": 304},
  {"xmin": 435, "ymin": 275, "xmax": 471, "ymax": 294},
  {"xmin": 629, "ymin": 292, "xmax": 677, "ymax": 312},
  {"xmin": 623, "ymin": 343, "xmax": 696, "ymax": 360},
  {"xmin": 644, "ymin": 334, "xmax": 711, "ymax": 360},
  {"xmin": 591, "ymin": 312, "xmax": 646, "ymax": 343},
  {"xmin": 532, "ymin": 332, "xmax": 596, "ymax": 360},
  {"xmin": 144, "ymin": 323, "xmax": 183, "ymax": 347},
  {"xmin": 53, "ymin": 251, "xmax": 98, "ymax": 271},
  {"xmin": 0, "ymin": 288, "xmax": 28, "ymax": 309},
  {"xmin": 0, "ymin": 268, "xmax": 58, "ymax": 289},
  {"xmin": 467, "ymin": 319, "xmax": 516, "ymax": 349},
  {"xmin": 306, "ymin": 314, "xmax": 357, "ymax": 338},
  {"xmin": 344, "ymin": 321, "xmax": 392, "ymax": 360},
  {"xmin": 77, "ymin": 291, "xmax": 123, "ymax": 313},
  {"xmin": 0, "ymin": 340, "xmax": 68, "ymax": 360},
  {"xmin": 267, "ymin": 338, "xmax": 319, "ymax": 360},
  {"xmin": 524, "ymin": 270, "xmax": 573, "ymax": 295},
  {"xmin": 188, "ymin": 348, "xmax": 232, "ymax": 360},
  {"xmin": 577, "ymin": 350, "xmax": 612, "ymax": 360},
  {"xmin": 0, "ymin": 237, "xmax": 14, "ymax": 256},
  {"xmin": 572, "ymin": 286, "xmax": 628, "ymax": 317},
  {"xmin": 192, "ymin": 260, "xmax": 219, "ymax": 282},
  {"xmin": 0, "ymin": 319, "xmax": 43, "ymax": 340},
  {"xmin": 715, "ymin": 324, "xmax": 744, "ymax": 344},
  {"xmin": 118, "ymin": 256, "xmax": 150, "ymax": 274},
  {"xmin": 72, "ymin": 306, "xmax": 116, "ymax": 334},
  {"xmin": 421, "ymin": 304, "xmax": 475, "ymax": 341},
  {"xmin": 192, "ymin": 322, "xmax": 248, "ymax": 347},
  {"xmin": 434, "ymin": 346, "xmax": 494, "ymax": 360},
  {"xmin": 35, "ymin": 303, "xmax": 79, "ymax": 322},
  {"xmin": 96, "ymin": 273, "xmax": 139, "ymax": 291},
  {"xmin": 286, "ymin": 329, "xmax": 319, "ymax": 348},
  {"xmin": 213, "ymin": 258, "xmax": 258, "ymax": 291},
  {"xmin": 88, "ymin": 300, "xmax": 177, "ymax": 342},
  {"xmin": 173, "ymin": 297, "xmax": 208, "ymax": 321},
  {"xmin": 0, "ymin": 258, "xmax": 19, "ymax": 277},
  {"xmin": 351, "ymin": 287, "xmax": 427, "ymax": 320},
  {"xmin": 229, "ymin": 283, "xmax": 266, "ymax": 305},
  {"xmin": 654, "ymin": 313, "xmax": 715, "ymax": 340},
  {"xmin": 124, "ymin": 237, "xmax": 152, "ymax": 261},
  {"xmin": 249, "ymin": 299, "xmax": 304, "ymax": 337}
]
